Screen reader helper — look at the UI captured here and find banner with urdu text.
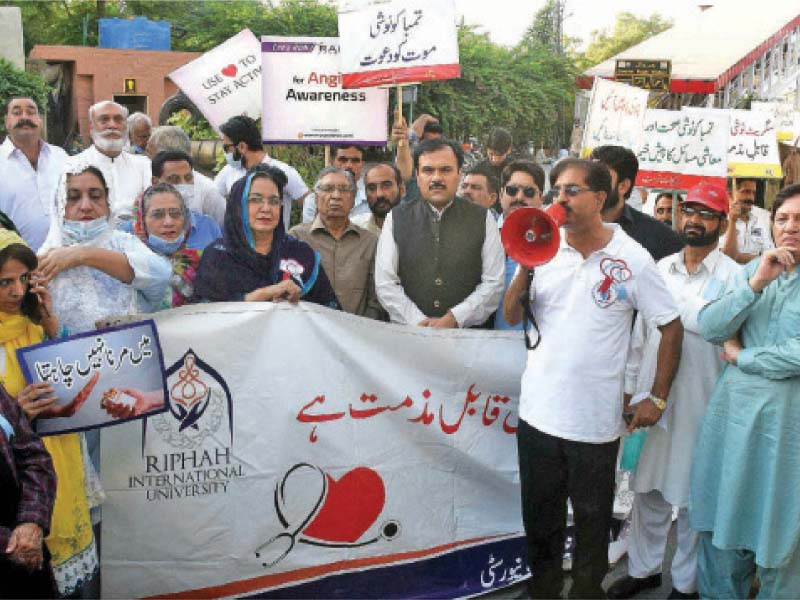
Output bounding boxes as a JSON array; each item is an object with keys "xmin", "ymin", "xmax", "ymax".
[{"xmin": 100, "ymin": 303, "xmax": 529, "ymax": 598}]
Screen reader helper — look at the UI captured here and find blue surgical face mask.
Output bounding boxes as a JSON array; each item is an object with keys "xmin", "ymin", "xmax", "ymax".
[
  {"xmin": 148, "ymin": 230, "xmax": 186, "ymax": 255},
  {"xmin": 131, "ymin": 144, "xmax": 145, "ymax": 154},
  {"xmin": 63, "ymin": 217, "xmax": 109, "ymax": 243},
  {"xmin": 224, "ymin": 151, "xmax": 242, "ymax": 169}
]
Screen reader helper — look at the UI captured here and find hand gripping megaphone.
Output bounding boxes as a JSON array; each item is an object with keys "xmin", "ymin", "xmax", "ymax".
[{"xmin": 500, "ymin": 203, "xmax": 568, "ymax": 268}]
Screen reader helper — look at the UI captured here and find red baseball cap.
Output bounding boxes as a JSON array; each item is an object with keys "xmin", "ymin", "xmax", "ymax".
[{"xmin": 684, "ymin": 181, "xmax": 729, "ymax": 215}]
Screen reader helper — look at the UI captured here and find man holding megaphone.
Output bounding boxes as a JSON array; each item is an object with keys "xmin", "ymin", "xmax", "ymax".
[{"xmin": 502, "ymin": 158, "xmax": 684, "ymax": 599}]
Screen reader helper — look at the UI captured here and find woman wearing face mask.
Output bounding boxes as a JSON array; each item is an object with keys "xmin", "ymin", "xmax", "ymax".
[
  {"xmin": 38, "ymin": 160, "xmax": 172, "ymax": 333},
  {"xmin": 0, "ymin": 229, "xmax": 94, "ymax": 597},
  {"xmin": 127, "ymin": 183, "xmax": 220, "ymax": 309},
  {"xmin": 194, "ymin": 165, "xmax": 339, "ymax": 307}
]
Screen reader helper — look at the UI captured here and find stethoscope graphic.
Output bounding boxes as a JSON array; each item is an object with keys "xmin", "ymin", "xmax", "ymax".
[{"xmin": 255, "ymin": 463, "xmax": 400, "ymax": 568}]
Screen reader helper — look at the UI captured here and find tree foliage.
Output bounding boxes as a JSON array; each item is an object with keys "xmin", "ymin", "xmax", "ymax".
[
  {"xmin": 577, "ymin": 12, "xmax": 673, "ymax": 69},
  {"xmin": 0, "ymin": 59, "xmax": 51, "ymax": 136}
]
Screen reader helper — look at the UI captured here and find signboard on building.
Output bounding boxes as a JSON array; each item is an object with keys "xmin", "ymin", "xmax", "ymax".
[{"xmin": 614, "ymin": 59, "xmax": 671, "ymax": 92}]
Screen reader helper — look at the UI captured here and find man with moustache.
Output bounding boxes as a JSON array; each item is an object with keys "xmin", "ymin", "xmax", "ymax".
[
  {"xmin": 608, "ymin": 182, "xmax": 740, "ymax": 600},
  {"xmin": 503, "ymin": 158, "xmax": 682, "ymax": 599},
  {"xmin": 591, "ymin": 145, "xmax": 684, "ymax": 261},
  {"xmin": 302, "ymin": 145, "xmax": 370, "ymax": 223},
  {"xmin": 375, "ymin": 138, "xmax": 504, "ymax": 328},
  {"xmin": 691, "ymin": 184, "xmax": 800, "ymax": 599},
  {"xmin": 494, "ymin": 160, "xmax": 545, "ymax": 330},
  {"xmin": 460, "ymin": 163, "xmax": 499, "ymax": 216},
  {"xmin": 0, "ymin": 96, "xmax": 67, "ymax": 251},
  {"xmin": 721, "ymin": 177, "xmax": 774, "ymax": 264},
  {"xmin": 352, "ymin": 162, "xmax": 405, "ymax": 235},
  {"xmin": 290, "ymin": 167, "xmax": 384, "ymax": 320},
  {"xmin": 75, "ymin": 100, "xmax": 151, "ymax": 221},
  {"xmin": 653, "ymin": 192, "xmax": 681, "ymax": 227}
]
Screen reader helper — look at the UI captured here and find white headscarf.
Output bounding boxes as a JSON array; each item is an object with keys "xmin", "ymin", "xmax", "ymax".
[{"xmin": 39, "ymin": 154, "xmax": 114, "ymax": 252}]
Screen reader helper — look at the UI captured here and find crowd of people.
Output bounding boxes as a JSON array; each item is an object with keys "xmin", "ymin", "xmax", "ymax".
[{"xmin": 0, "ymin": 95, "xmax": 798, "ymax": 600}]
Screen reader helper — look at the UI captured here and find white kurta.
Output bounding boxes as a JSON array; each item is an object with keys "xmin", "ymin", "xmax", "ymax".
[
  {"xmin": 75, "ymin": 145, "xmax": 151, "ymax": 220},
  {"xmin": 626, "ymin": 249, "xmax": 741, "ymax": 506}
]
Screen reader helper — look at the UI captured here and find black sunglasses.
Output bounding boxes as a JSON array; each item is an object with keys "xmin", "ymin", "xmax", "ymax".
[{"xmin": 504, "ymin": 184, "xmax": 539, "ymax": 199}]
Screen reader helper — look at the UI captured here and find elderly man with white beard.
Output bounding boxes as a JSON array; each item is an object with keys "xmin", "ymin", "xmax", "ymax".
[{"xmin": 75, "ymin": 101, "xmax": 151, "ymax": 222}]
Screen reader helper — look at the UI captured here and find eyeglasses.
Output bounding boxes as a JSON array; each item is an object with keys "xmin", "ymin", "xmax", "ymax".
[
  {"xmin": 147, "ymin": 208, "xmax": 184, "ymax": 220},
  {"xmin": 247, "ymin": 195, "xmax": 282, "ymax": 207},
  {"xmin": 679, "ymin": 206, "xmax": 721, "ymax": 220},
  {"xmin": 504, "ymin": 184, "xmax": 539, "ymax": 199},
  {"xmin": 316, "ymin": 184, "xmax": 354, "ymax": 194},
  {"xmin": 551, "ymin": 184, "xmax": 593, "ymax": 198},
  {"xmin": 335, "ymin": 156, "xmax": 363, "ymax": 164}
]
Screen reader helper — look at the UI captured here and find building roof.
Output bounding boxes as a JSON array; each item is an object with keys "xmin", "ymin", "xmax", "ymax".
[{"xmin": 579, "ymin": 1, "xmax": 800, "ymax": 94}]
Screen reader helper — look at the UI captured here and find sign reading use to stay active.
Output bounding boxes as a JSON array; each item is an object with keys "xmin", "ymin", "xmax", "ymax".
[{"xmin": 261, "ymin": 36, "xmax": 388, "ymax": 145}]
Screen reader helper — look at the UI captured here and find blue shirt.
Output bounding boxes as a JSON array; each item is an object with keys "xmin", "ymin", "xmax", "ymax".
[{"xmin": 119, "ymin": 210, "xmax": 221, "ymax": 251}]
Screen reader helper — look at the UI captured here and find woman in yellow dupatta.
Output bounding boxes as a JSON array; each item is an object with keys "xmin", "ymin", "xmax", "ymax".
[{"xmin": 0, "ymin": 229, "xmax": 97, "ymax": 597}]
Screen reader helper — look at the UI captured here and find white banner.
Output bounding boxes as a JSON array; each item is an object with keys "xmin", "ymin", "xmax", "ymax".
[
  {"xmin": 101, "ymin": 303, "xmax": 529, "ymax": 598},
  {"xmin": 261, "ymin": 37, "xmax": 388, "ymax": 145},
  {"xmin": 338, "ymin": 0, "xmax": 460, "ymax": 88},
  {"xmin": 580, "ymin": 77, "xmax": 649, "ymax": 157},
  {"xmin": 635, "ymin": 108, "xmax": 729, "ymax": 190},
  {"xmin": 752, "ymin": 101, "xmax": 799, "ymax": 142},
  {"xmin": 169, "ymin": 29, "xmax": 262, "ymax": 131},
  {"xmin": 725, "ymin": 109, "xmax": 782, "ymax": 178}
]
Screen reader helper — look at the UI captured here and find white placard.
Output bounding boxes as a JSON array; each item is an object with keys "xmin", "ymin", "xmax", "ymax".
[
  {"xmin": 581, "ymin": 77, "xmax": 649, "ymax": 156},
  {"xmin": 635, "ymin": 108, "xmax": 729, "ymax": 190},
  {"xmin": 338, "ymin": 0, "xmax": 460, "ymax": 88},
  {"xmin": 169, "ymin": 29, "xmax": 262, "ymax": 130},
  {"xmin": 261, "ymin": 36, "xmax": 388, "ymax": 145}
]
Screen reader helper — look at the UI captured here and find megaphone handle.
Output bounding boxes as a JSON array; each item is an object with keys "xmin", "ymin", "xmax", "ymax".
[{"xmin": 520, "ymin": 269, "xmax": 542, "ymax": 351}]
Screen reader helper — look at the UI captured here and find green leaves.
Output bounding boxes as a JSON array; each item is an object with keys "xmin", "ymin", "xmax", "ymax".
[{"xmin": 0, "ymin": 58, "xmax": 51, "ymax": 136}]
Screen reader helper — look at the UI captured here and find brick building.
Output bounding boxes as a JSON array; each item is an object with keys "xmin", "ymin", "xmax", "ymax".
[{"xmin": 29, "ymin": 45, "xmax": 200, "ymax": 147}]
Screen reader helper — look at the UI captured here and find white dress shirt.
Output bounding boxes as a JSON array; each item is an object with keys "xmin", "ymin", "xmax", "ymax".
[
  {"xmin": 0, "ymin": 137, "xmax": 67, "ymax": 251},
  {"xmin": 626, "ymin": 248, "xmax": 741, "ymax": 506},
  {"xmin": 518, "ymin": 224, "xmax": 679, "ymax": 443},
  {"xmin": 75, "ymin": 145, "xmax": 151, "ymax": 220},
  {"xmin": 213, "ymin": 154, "xmax": 308, "ymax": 231},
  {"xmin": 191, "ymin": 170, "xmax": 226, "ymax": 226},
  {"xmin": 720, "ymin": 205, "xmax": 774, "ymax": 256},
  {"xmin": 375, "ymin": 202, "xmax": 505, "ymax": 328}
]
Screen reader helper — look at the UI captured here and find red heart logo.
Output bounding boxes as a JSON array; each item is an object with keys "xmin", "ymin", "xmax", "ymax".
[
  {"xmin": 302, "ymin": 467, "xmax": 385, "ymax": 543},
  {"xmin": 221, "ymin": 64, "xmax": 237, "ymax": 77}
]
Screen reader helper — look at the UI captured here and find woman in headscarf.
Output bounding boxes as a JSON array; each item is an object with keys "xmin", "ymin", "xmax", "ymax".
[
  {"xmin": 38, "ymin": 158, "xmax": 172, "ymax": 333},
  {"xmin": 194, "ymin": 165, "xmax": 339, "ymax": 307},
  {"xmin": 126, "ymin": 183, "xmax": 220, "ymax": 309},
  {"xmin": 0, "ymin": 229, "xmax": 92, "ymax": 598}
]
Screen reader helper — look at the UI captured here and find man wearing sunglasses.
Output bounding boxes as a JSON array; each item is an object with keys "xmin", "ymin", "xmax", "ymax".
[
  {"xmin": 503, "ymin": 158, "xmax": 682, "ymax": 599},
  {"xmin": 591, "ymin": 145, "xmax": 684, "ymax": 261},
  {"xmin": 609, "ymin": 181, "xmax": 740, "ymax": 600},
  {"xmin": 495, "ymin": 160, "xmax": 545, "ymax": 330}
]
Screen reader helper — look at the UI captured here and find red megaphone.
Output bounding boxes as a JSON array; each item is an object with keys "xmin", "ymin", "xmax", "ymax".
[{"xmin": 501, "ymin": 203, "xmax": 567, "ymax": 268}]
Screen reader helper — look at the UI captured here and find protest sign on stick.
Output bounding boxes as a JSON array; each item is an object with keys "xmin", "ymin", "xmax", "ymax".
[
  {"xmin": 261, "ymin": 36, "xmax": 388, "ymax": 145},
  {"xmin": 752, "ymin": 101, "xmax": 799, "ymax": 142},
  {"xmin": 169, "ymin": 29, "xmax": 262, "ymax": 130},
  {"xmin": 723, "ymin": 109, "xmax": 782, "ymax": 178},
  {"xmin": 17, "ymin": 320, "xmax": 168, "ymax": 436},
  {"xmin": 580, "ymin": 77, "xmax": 649, "ymax": 157},
  {"xmin": 635, "ymin": 108, "xmax": 729, "ymax": 190},
  {"xmin": 338, "ymin": 0, "xmax": 460, "ymax": 88}
]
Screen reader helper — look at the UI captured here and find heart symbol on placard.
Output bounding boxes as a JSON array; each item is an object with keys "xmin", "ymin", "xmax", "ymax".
[
  {"xmin": 221, "ymin": 64, "xmax": 237, "ymax": 77},
  {"xmin": 302, "ymin": 467, "xmax": 385, "ymax": 543}
]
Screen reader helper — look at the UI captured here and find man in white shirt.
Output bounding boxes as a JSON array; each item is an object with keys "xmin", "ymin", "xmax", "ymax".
[
  {"xmin": 503, "ymin": 158, "xmax": 683, "ymax": 598},
  {"xmin": 75, "ymin": 100, "xmax": 151, "ymax": 221},
  {"xmin": 375, "ymin": 138, "xmax": 504, "ymax": 328},
  {"xmin": 126, "ymin": 112, "xmax": 152, "ymax": 155},
  {"xmin": 0, "ymin": 96, "xmax": 68, "ymax": 251},
  {"xmin": 214, "ymin": 115, "xmax": 308, "ymax": 230},
  {"xmin": 608, "ymin": 181, "xmax": 741, "ymax": 600},
  {"xmin": 721, "ymin": 177, "xmax": 774, "ymax": 263},
  {"xmin": 302, "ymin": 145, "xmax": 370, "ymax": 223},
  {"xmin": 145, "ymin": 125, "xmax": 226, "ymax": 226}
]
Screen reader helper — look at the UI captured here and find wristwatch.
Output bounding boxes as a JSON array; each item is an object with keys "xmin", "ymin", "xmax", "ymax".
[{"xmin": 648, "ymin": 393, "xmax": 667, "ymax": 411}]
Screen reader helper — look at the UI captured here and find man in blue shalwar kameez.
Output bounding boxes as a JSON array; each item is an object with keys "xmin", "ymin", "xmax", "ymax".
[{"xmin": 691, "ymin": 183, "xmax": 800, "ymax": 598}]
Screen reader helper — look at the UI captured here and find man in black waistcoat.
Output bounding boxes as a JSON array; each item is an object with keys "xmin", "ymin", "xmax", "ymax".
[{"xmin": 375, "ymin": 138, "xmax": 505, "ymax": 328}]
